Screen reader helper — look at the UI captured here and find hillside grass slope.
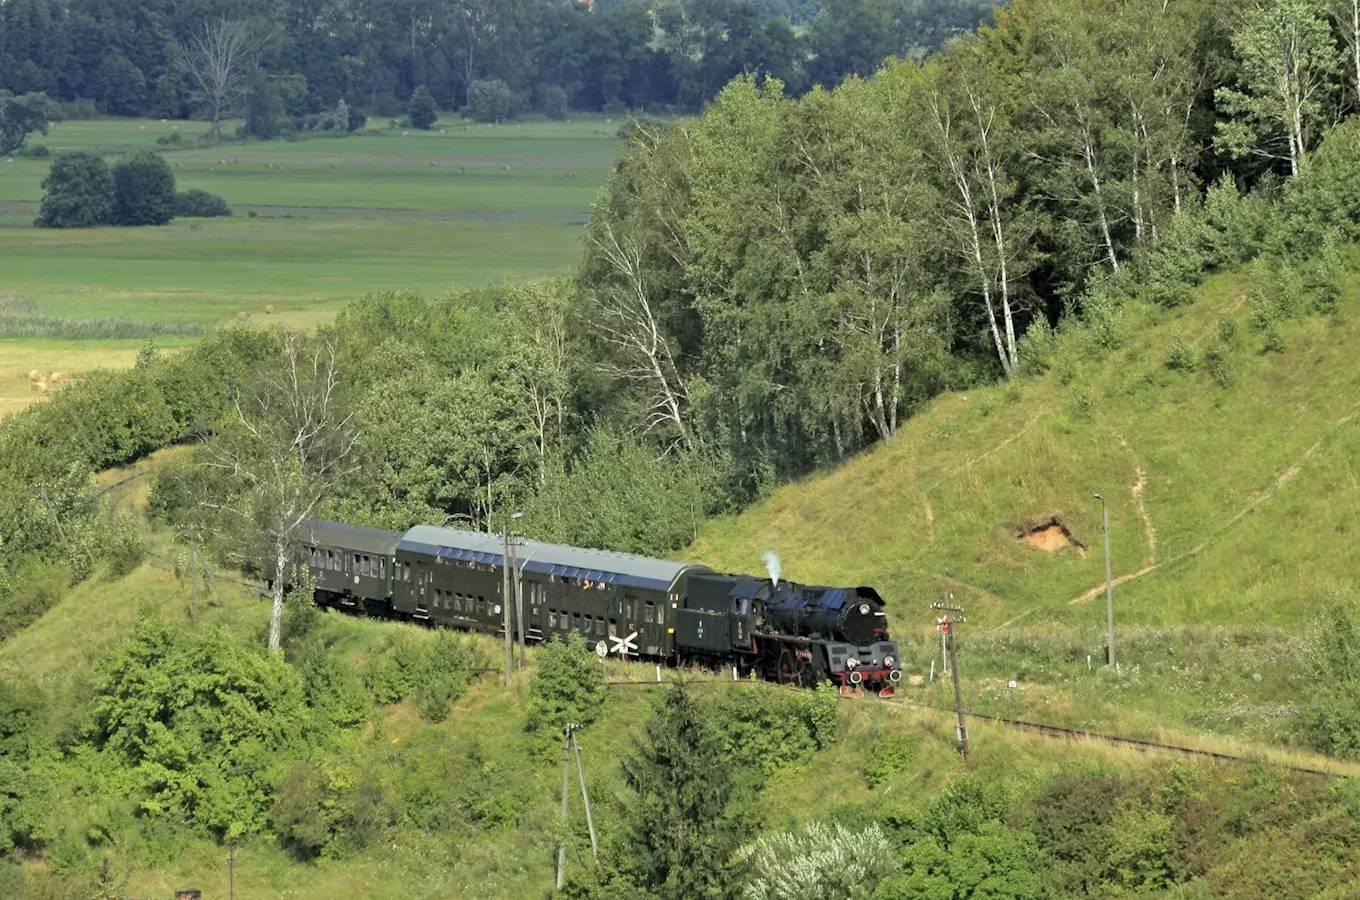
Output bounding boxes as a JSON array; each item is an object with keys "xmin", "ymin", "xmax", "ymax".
[{"xmin": 690, "ymin": 269, "xmax": 1360, "ymax": 741}]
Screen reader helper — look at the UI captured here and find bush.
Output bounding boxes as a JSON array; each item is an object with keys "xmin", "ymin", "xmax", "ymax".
[
  {"xmin": 273, "ymin": 760, "xmax": 395, "ymax": 860},
  {"xmin": 1203, "ymin": 339, "xmax": 1236, "ymax": 389},
  {"xmin": 298, "ymin": 642, "xmax": 369, "ymax": 729},
  {"xmin": 467, "ymin": 78, "xmax": 513, "ymax": 123},
  {"xmin": 1080, "ymin": 269, "xmax": 1131, "ymax": 351},
  {"xmin": 1300, "ymin": 593, "xmax": 1360, "ymax": 757},
  {"xmin": 1138, "ymin": 210, "xmax": 1210, "ymax": 306},
  {"xmin": 0, "ymin": 92, "xmax": 53, "ymax": 155},
  {"xmin": 365, "ymin": 631, "xmax": 423, "ymax": 704},
  {"xmin": 112, "ymin": 150, "xmax": 176, "ymax": 226},
  {"xmin": 542, "ymin": 84, "xmax": 569, "ymax": 120},
  {"xmin": 526, "ymin": 632, "xmax": 606, "ymax": 737},
  {"xmin": 347, "ymin": 102, "xmax": 367, "ymax": 133},
  {"xmin": 174, "ymin": 188, "xmax": 231, "ymax": 218},
  {"xmin": 1284, "ymin": 116, "xmax": 1360, "ymax": 248},
  {"xmin": 85, "ymin": 616, "xmax": 310, "ymax": 838},
  {"xmin": 1164, "ymin": 328, "xmax": 1196, "ymax": 371},
  {"xmin": 864, "ymin": 733, "xmax": 918, "ymax": 788},
  {"xmin": 741, "ymin": 823, "xmax": 898, "ymax": 900},
  {"xmin": 413, "ymin": 630, "xmax": 486, "ymax": 722},
  {"xmin": 1203, "ymin": 175, "xmax": 1273, "ymax": 267},
  {"xmin": 0, "ymin": 560, "xmax": 69, "ymax": 641},
  {"xmin": 35, "ymin": 151, "xmax": 115, "ymax": 228},
  {"xmin": 408, "ymin": 85, "xmax": 437, "ymax": 130}
]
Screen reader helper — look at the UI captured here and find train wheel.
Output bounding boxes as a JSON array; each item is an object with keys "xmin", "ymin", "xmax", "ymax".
[{"xmin": 777, "ymin": 650, "xmax": 797, "ymax": 685}]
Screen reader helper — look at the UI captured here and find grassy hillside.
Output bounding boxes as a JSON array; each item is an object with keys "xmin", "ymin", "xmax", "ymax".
[{"xmin": 689, "ymin": 269, "xmax": 1360, "ymax": 743}]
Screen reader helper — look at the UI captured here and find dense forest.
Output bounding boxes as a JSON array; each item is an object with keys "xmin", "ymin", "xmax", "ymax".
[{"xmin": 0, "ymin": 0, "xmax": 1000, "ymax": 119}]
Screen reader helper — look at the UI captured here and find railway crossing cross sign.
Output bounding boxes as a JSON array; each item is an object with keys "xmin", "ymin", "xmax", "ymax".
[{"xmin": 609, "ymin": 631, "xmax": 639, "ymax": 659}]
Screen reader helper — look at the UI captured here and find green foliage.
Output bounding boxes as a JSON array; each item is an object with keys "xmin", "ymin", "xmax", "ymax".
[
  {"xmin": 0, "ymin": 560, "xmax": 68, "ymax": 641},
  {"xmin": 0, "ymin": 756, "xmax": 51, "ymax": 853},
  {"xmin": 1203, "ymin": 176, "xmax": 1274, "ymax": 268},
  {"xmin": 413, "ymin": 630, "xmax": 487, "ymax": 723},
  {"xmin": 1138, "ymin": 211, "xmax": 1210, "ymax": 307},
  {"xmin": 173, "ymin": 188, "xmax": 231, "ymax": 218},
  {"xmin": 35, "ymin": 151, "xmax": 115, "ymax": 228},
  {"xmin": 526, "ymin": 632, "xmax": 606, "ymax": 737},
  {"xmin": 1164, "ymin": 328, "xmax": 1196, "ymax": 371},
  {"xmin": 407, "ymin": 85, "xmax": 437, "ymax": 130},
  {"xmin": 0, "ymin": 91, "xmax": 52, "ymax": 155},
  {"xmin": 298, "ymin": 643, "xmax": 368, "ymax": 729},
  {"xmin": 1300, "ymin": 593, "xmax": 1360, "ymax": 757},
  {"xmin": 84, "ymin": 615, "xmax": 310, "ymax": 839},
  {"xmin": 543, "ymin": 84, "xmax": 569, "ymax": 120},
  {"xmin": 1105, "ymin": 798, "xmax": 1178, "ymax": 891},
  {"xmin": 1202, "ymin": 339, "xmax": 1237, "ymax": 389},
  {"xmin": 273, "ymin": 759, "xmax": 394, "ymax": 860},
  {"xmin": 740, "ymin": 822, "xmax": 898, "ymax": 900},
  {"xmin": 616, "ymin": 678, "xmax": 746, "ymax": 900},
  {"xmin": 918, "ymin": 776, "xmax": 1011, "ymax": 848},
  {"xmin": 712, "ymin": 688, "xmax": 817, "ymax": 780},
  {"xmin": 863, "ymin": 734, "xmax": 918, "ymax": 789},
  {"xmin": 1284, "ymin": 117, "xmax": 1360, "ymax": 247},
  {"xmin": 807, "ymin": 679, "xmax": 840, "ymax": 749},
  {"xmin": 875, "ymin": 821, "xmax": 1041, "ymax": 900},
  {"xmin": 111, "ymin": 150, "xmax": 176, "ymax": 226},
  {"xmin": 364, "ymin": 631, "xmax": 423, "ymax": 704},
  {"xmin": 1029, "ymin": 770, "xmax": 1121, "ymax": 896},
  {"xmin": 1078, "ymin": 271, "xmax": 1130, "ymax": 351},
  {"xmin": 467, "ymin": 78, "xmax": 514, "ymax": 123}
]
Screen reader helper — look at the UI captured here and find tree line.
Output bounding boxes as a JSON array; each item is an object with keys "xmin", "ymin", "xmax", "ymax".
[
  {"xmin": 0, "ymin": 0, "xmax": 999, "ymax": 124},
  {"xmin": 578, "ymin": 0, "xmax": 1360, "ymax": 483}
]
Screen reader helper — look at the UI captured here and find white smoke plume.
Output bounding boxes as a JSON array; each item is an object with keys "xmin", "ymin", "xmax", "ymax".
[{"xmin": 762, "ymin": 551, "xmax": 781, "ymax": 587}]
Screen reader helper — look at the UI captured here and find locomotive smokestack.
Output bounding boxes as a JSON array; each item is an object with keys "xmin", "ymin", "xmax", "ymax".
[{"xmin": 762, "ymin": 551, "xmax": 781, "ymax": 588}]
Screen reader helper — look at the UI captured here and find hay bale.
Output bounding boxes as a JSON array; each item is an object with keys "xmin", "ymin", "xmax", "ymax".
[
  {"xmin": 237, "ymin": 311, "xmax": 251, "ymax": 321},
  {"xmin": 264, "ymin": 304, "xmax": 278, "ymax": 315},
  {"xmin": 30, "ymin": 382, "xmax": 47, "ymax": 393},
  {"xmin": 27, "ymin": 369, "xmax": 43, "ymax": 382},
  {"xmin": 49, "ymin": 372, "xmax": 68, "ymax": 384}
]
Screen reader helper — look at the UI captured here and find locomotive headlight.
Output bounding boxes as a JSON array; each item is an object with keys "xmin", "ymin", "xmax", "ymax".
[
  {"xmin": 859, "ymin": 603, "xmax": 870, "ymax": 615},
  {"xmin": 884, "ymin": 655, "xmax": 896, "ymax": 668},
  {"xmin": 846, "ymin": 657, "xmax": 858, "ymax": 668}
]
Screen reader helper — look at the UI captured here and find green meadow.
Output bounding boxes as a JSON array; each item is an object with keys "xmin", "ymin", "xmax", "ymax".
[{"xmin": 0, "ymin": 116, "xmax": 621, "ymax": 416}]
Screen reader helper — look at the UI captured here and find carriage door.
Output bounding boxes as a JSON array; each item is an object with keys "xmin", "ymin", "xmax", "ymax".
[{"xmin": 528, "ymin": 582, "xmax": 545, "ymax": 639}]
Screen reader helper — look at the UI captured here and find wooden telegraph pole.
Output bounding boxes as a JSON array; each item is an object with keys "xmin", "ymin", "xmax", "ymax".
[
  {"xmin": 931, "ymin": 601, "xmax": 969, "ymax": 761},
  {"xmin": 501, "ymin": 526, "xmax": 513, "ymax": 687},
  {"xmin": 555, "ymin": 723, "xmax": 598, "ymax": 888}
]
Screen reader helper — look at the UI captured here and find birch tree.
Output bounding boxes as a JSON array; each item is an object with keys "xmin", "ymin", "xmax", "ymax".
[
  {"xmin": 1216, "ymin": 0, "xmax": 1341, "ymax": 175},
  {"xmin": 181, "ymin": 19, "xmax": 259, "ymax": 142},
  {"xmin": 1333, "ymin": 0, "xmax": 1360, "ymax": 108},
  {"xmin": 203, "ymin": 332, "xmax": 359, "ymax": 653},
  {"xmin": 922, "ymin": 55, "xmax": 1029, "ymax": 378}
]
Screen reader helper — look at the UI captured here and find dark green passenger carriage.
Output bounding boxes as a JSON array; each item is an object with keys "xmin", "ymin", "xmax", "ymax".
[{"xmin": 295, "ymin": 519, "xmax": 402, "ymax": 615}]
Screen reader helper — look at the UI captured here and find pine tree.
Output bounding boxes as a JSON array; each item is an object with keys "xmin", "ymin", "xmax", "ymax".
[
  {"xmin": 408, "ymin": 85, "xmax": 437, "ymax": 130},
  {"xmin": 617, "ymin": 677, "xmax": 745, "ymax": 900}
]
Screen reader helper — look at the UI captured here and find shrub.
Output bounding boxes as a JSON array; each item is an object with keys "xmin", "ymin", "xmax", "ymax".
[
  {"xmin": 1016, "ymin": 316, "xmax": 1057, "ymax": 375},
  {"xmin": 1203, "ymin": 339, "xmax": 1237, "ymax": 389},
  {"xmin": 1164, "ymin": 328, "xmax": 1196, "ymax": 371},
  {"xmin": 102, "ymin": 507, "xmax": 146, "ymax": 577},
  {"xmin": 0, "ymin": 560, "xmax": 69, "ymax": 641},
  {"xmin": 298, "ymin": 642, "xmax": 369, "ymax": 729},
  {"xmin": 1300, "ymin": 593, "xmax": 1360, "ymax": 757},
  {"xmin": 526, "ymin": 632, "xmax": 607, "ymax": 737},
  {"xmin": 408, "ymin": 85, "xmax": 437, "ymax": 130},
  {"xmin": 467, "ymin": 78, "xmax": 513, "ymax": 123},
  {"xmin": 273, "ymin": 760, "xmax": 395, "ymax": 860},
  {"xmin": 1138, "ymin": 210, "xmax": 1210, "ymax": 306},
  {"xmin": 346, "ymin": 102, "xmax": 367, "ymax": 133},
  {"xmin": 543, "ymin": 84, "xmax": 569, "ymax": 120},
  {"xmin": 1284, "ymin": 116, "xmax": 1360, "ymax": 247},
  {"xmin": 35, "ymin": 151, "xmax": 115, "ymax": 228},
  {"xmin": 864, "ymin": 734, "xmax": 918, "ymax": 788},
  {"xmin": 365, "ymin": 631, "xmax": 423, "ymax": 704},
  {"xmin": 85, "ymin": 616, "xmax": 310, "ymax": 838},
  {"xmin": 1080, "ymin": 270, "xmax": 1130, "ymax": 351},
  {"xmin": 174, "ymin": 189, "xmax": 230, "ymax": 218},
  {"xmin": 112, "ymin": 150, "xmax": 176, "ymax": 226},
  {"xmin": 0, "ymin": 91, "xmax": 53, "ymax": 155},
  {"xmin": 19, "ymin": 143, "xmax": 49, "ymax": 158},
  {"xmin": 413, "ymin": 630, "xmax": 486, "ymax": 722},
  {"xmin": 740, "ymin": 823, "xmax": 898, "ymax": 900},
  {"xmin": 1203, "ymin": 174, "xmax": 1273, "ymax": 267}
]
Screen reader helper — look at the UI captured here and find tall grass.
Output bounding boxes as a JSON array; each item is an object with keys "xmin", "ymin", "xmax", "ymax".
[{"xmin": 0, "ymin": 313, "xmax": 212, "ymax": 339}]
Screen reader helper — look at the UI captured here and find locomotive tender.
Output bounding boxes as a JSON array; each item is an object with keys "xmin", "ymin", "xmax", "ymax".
[{"xmin": 289, "ymin": 518, "xmax": 902, "ymax": 692}]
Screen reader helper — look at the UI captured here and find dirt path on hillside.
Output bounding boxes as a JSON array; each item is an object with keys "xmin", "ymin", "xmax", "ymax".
[{"xmin": 1068, "ymin": 400, "xmax": 1360, "ymax": 604}]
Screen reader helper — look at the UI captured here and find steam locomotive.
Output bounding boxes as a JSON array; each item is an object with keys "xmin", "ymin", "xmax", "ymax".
[{"xmin": 284, "ymin": 518, "xmax": 902, "ymax": 693}]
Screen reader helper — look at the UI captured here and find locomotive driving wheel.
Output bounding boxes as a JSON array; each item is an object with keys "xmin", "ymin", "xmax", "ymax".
[{"xmin": 777, "ymin": 649, "xmax": 798, "ymax": 685}]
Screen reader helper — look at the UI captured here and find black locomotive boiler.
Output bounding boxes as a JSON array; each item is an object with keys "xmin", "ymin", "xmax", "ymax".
[{"xmin": 283, "ymin": 518, "xmax": 902, "ymax": 693}]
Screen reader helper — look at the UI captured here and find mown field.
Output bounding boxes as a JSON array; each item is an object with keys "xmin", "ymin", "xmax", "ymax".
[{"xmin": 0, "ymin": 116, "xmax": 621, "ymax": 417}]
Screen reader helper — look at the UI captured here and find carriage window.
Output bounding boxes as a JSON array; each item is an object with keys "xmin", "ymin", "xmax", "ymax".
[
  {"xmin": 548, "ymin": 609, "xmax": 557, "ymax": 628},
  {"xmin": 571, "ymin": 612, "xmax": 581, "ymax": 631},
  {"xmin": 353, "ymin": 554, "xmax": 361, "ymax": 574},
  {"xmin": 596, "ymin": 617, "xmax": 605, "ymax": 635},
  {"xmin": 644, "ymin": 601, "xmax": 655, "ymax": 625},
  {"xmin": 403, "ymin": 563, "xmax": 410, "ymax": 582},
  {"xmin": 608, "ymin": 619, "xmax": 617, "ymax": 638},
  {"xmin": 381, "ymin": 558, "xmax": 387, "ymax": 579}
]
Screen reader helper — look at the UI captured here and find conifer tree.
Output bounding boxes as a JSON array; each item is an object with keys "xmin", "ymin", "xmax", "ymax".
[{"xmin": 617, "ymin": 677, "xmax": 744, "ymax": 900}]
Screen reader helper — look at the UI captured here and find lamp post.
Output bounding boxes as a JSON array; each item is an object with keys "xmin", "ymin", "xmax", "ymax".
[{"xmin": 1094, "ymin": 493, "xmax": 1114, "ymax": 667}]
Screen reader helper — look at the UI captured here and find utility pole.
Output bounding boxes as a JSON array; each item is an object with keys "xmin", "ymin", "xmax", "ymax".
[
  {"xmin": 1095, "ymin": 493, "xmax": 1114, "ymax": 667},
  {"xmin": 571, "ymin": 725, "xmax": 598, "ymax": 863},
  {"xmin": 227, "ymin": 843, "xmax": 235, "ymax": 900},
  {"xmin": 555, "ymin": 723, "xmax": 599, "ymax": 886},
  {"xmin": 512, "ymin": 512, "xmax": 526, "ymax": 671},
  {"xmin": 502, "ymin": 524, "xmax": 513, "ymax": 687},
  {"xmin": 931, "ymin": 601, "xmax": 968, "ymax": 761}
]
